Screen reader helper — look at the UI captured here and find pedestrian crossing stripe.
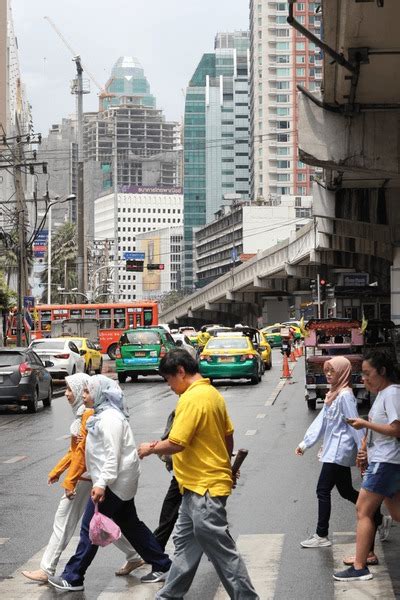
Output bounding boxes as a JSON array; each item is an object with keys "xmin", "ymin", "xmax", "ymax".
[
  {"xmin": 332, "ymin": 532, "xmax": 395, "ymax": 599},
  {"xmin": 0, "ymin": 456, "xmax": 27, "ymax": 464},
  {"xmin": 0, "ymin": 532, "xmax": 396, "ymax": 599}
]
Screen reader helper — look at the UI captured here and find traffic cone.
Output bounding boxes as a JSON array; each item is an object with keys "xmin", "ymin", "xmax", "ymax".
[
  {"xmin": 290, "ymin": 348, "xmax": 297, "ymax": 362},
  {"xmin": 298, "ymin": 343, "xmax": 303, "ymax": 357},
  {"xmin": 295, "ymin": 344, "xmax": 302, "ymax": 358},
  {"xmin": 281, "ymin": 354, "xmax": 292, "ymax": 379}
]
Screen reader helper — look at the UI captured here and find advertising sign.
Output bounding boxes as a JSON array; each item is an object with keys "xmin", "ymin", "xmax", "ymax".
[{"xmin": 143, "ymin": 237, "xmax": 161, "ymax": 292}]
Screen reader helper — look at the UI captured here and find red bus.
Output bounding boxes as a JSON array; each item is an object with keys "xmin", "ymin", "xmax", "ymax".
[{"xmin": 7, "ymin": 301, "xmax": 158, "ymax": 358}]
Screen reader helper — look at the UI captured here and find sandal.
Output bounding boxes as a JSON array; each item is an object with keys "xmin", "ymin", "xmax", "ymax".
[
  {"xmin": 115, "ymin": 559, "xmax": 145, "ymax": 576},
  {"xmin": 342, "ymin": 555, "xmax": 379, "ymax": 566},
  {"xmin": 21, "ymin": 569, "xmax": 48, "ymax": 582}
]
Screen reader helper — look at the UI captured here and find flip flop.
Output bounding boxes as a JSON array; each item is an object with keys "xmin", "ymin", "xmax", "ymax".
[{"xmin": 21, "ymin": 570, "xmax": 49, "ymax": 582}]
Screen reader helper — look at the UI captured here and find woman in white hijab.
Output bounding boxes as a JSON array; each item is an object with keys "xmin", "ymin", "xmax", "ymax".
[
  {"xmin": 22, "ymin": 373, "xmax": 142, "ymax": 583},
  {"xmin": 48, "ymin": 375, "xmax": 171, "ymax": 592}
]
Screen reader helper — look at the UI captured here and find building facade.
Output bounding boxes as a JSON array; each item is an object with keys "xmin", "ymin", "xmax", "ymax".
[
  {"xmin": 249, "ymin": 1, "xmax": 321, "ymax": 201},
  {"xmin": 134, "ymin": 226, "xmax": 183, "ymax": 301},
  {"xmin": 183, "ymin": 30, "xmax": 250, "ymax": 290},
  {"xmin": 94, "ymin": 188, "xmax": 183, "ymax": 301},
  {"xmin": 194, "ymin": 195, "xmax": 312, "ymax": 286}
]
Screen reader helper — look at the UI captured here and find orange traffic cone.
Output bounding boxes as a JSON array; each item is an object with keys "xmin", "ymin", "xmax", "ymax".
[
  {"xmin": 289, "ymin": 348, "xmax": 297, "ymax": 362},
  {"xmin": 281, "ymin": 354, "xmax": 292, "ymax": 379},
  {"xmin": 295, "ymin": 344, "xmax": 301, "ymax": 358},
  {"xmin": 297, "ymin": 343, "xmax": 303, "ymax": 357}
]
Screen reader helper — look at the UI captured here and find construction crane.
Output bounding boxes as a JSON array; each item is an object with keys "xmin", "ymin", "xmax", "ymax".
[{"xmin": 44, "ymin": 16, "xmax": 104, "ymax": 94}]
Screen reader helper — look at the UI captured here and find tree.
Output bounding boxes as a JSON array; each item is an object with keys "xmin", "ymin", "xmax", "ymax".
[
  {"xmin": 0, "ymin": 271, "xmax": 17, "ymax": 310},
  {"xmin": 40, "ymin": 222, "xmax": 77, "ymax": 303},
  {"xmin": 160, "ymin": 290, "xmax": 189, "ymax": 312}
]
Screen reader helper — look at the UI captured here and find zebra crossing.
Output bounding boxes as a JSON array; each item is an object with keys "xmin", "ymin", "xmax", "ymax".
[{"xmin": 0, "ymin": 532, "xmax": 396, "ymax": 599}]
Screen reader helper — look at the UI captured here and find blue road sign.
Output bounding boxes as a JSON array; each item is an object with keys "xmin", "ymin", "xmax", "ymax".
[{"xmin": 123, "ymin": 252, "xmax": 145, "ymax": 261}]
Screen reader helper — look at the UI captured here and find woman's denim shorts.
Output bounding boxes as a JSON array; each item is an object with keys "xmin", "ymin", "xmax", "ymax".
[{"xmin": 362, "ymin": 462, "xmax": 400, "ymax": 498}]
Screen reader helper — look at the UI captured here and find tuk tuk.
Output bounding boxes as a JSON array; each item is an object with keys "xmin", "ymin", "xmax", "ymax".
[{"xmin": 304, "ymin": 318, "xmax": 367, "ymax": 410}]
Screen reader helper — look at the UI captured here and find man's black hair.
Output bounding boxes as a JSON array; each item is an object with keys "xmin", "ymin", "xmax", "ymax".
[{"xmin": 159, "ymin": 348, "xmax": 199, "ymax": 376}]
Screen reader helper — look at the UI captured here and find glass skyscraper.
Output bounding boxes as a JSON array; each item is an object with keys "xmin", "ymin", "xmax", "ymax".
[
  {"xmin": 100, "ymin": 56, "xmax": 156, "ymax": 110},
  {"xmin": 183, "ymin": 31, "xmax": 250, "ymax": 290}
]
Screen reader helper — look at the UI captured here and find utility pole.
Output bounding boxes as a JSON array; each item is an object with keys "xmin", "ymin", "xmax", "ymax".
[
  {"xmin": 0, "ymin": 132, "xmax": 45, "ymax": 345},
  {"xmin": 317, "ymin": 272, "xmax": 321, "ymax": 319},
  {"xmin": 73, "ymin": 56, "xmax": 89, "ymax": 296},
  {"xmin": 113, "ymin": 114, "xmax": 119, "ymax": 302}
]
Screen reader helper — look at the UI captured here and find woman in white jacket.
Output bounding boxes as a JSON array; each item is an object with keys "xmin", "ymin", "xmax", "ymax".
[
  {"xmin": 48, "ymin": 375, "xmax": 171, "ymax": 593},
  {"xmin": 296, "ymin": 356, "xmax": 381, "ymax": 555}
]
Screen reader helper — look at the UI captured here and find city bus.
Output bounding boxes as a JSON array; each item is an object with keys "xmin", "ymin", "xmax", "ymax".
[{"xmin": 7, "ymin": 301, "xmax": 158, "ymax": 358}]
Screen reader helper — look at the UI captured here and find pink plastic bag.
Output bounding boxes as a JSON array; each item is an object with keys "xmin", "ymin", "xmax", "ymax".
[{"xmin": 89, "ymin": 502, "xmax": 121, "ymax": 547}]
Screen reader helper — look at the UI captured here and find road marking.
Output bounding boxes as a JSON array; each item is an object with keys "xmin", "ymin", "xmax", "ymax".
[
  {"xmin": 0, "ymin": 536, "xmax": 80, "ymax": 598},
  {"xmin": 256, "ymin": 413, "xmax": 266, "ymax": 419},
  {"xmin": 333, "ymin": 532, "xmax": 395, "ymax": 598},
  {"xmin": 152, "ymin": 428, "xmax": 165, "ymax": 434},
  {"xmin": 245, "ymin": 429, "xmax": 257, "ymax": 436},
  {"xmin": 0, "ymin": 538, "xmax": 9, "ymax": 545},
  {"xmin": 2, "ymin": 456, "xmax": 27, "ymax": 464},
  {"xmin": 265, "ymin": 379, "xmax": 286, "ymax": 406},
  {"xmin": 214, "ymin": 534, "xmax": 284, "ymax": 599}
]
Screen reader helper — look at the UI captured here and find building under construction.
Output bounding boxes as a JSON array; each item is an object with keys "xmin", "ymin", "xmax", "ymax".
[{"xmin": 83, "ymin": 56, "xmax": 181, "ymax": 191}]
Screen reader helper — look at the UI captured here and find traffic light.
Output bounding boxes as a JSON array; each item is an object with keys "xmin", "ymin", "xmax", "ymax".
[
  {"xmin": 126, "ymin": 260, "xmax": 144, "ymax": 272},
  {"xmin": 310, "ymin": 279, "xmax": 317, "ymax": 299},
  {"xmin": 147, "ymin": 264, "xmax": 165, "ymax": 270},
  {"xmin": 319, "ymin": 278, "xmax": 327, "ymax": 300}
]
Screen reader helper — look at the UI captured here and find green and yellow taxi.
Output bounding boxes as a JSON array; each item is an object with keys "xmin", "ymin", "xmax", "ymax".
[
  {"xmin": 199, "ymin": 334, "xmax": 263, "ymax": 385},
  {"xmin": 64, "ymin": 337, "xmax": 103, "ymax": 374},
  {"xmin": 115, "ymin": 327, "xmax": 176, "ymax": 383},
  {"xmin": 262, "ymin": 323, "xmax": 301, "ymax": 347},
  {"xmin": 259, "ymin": 332, "xmax": 272, "ymax": 370}
]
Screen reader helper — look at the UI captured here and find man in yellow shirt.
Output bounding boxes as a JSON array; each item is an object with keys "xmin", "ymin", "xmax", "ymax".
[{"xmin": 138, "ymin": 349, "xmax": 259, "ymax": 599}]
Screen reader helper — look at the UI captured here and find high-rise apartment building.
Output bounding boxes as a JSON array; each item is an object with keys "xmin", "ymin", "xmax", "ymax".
[
  {"xmin": 183, "ymin": 30, "xmax": 250, "ymax": 290},
  {"xmin": 249, "ymin": 1, "xmax": 321, "ymax": 201}
]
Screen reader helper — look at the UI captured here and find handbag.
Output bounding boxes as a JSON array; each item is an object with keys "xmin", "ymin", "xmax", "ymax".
[{"xmin": 89, "ymin": 502, "xmax": 121, "ymax": 547}]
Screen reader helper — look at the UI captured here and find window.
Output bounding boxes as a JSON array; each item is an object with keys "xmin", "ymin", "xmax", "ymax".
[
  {"xmin": 277, "ymin": 68, "xmax": 290, "ymax": 77},
  {"xmin": 277, "ymin": 107, "xmax": 289, "ymax": 116},
  {"xmin": 276, "ymin": 81, "xmax": 290, "ymax": 90},
  {"xmin": 277, "ymin": 160, "xmax": 290, "ymax": 168},
  {"xmin": 296, "ymin": 42, "xmax": 305, "ymax": 50},
  {"xmin": 276, "ymin": 42, "xmax": 289, "ymax": 51},
  {"xmin": 276, "ymin": 29, "xmax": 289, "ymax": 37},
  {"xmin": 277, "ymin": 94, "xmax": 289, "ymax": 103},
  {"xmin": 296, "ymin": 55, "xmax": 306, "ymax": 64},
  {"xmin": 277, "ymin": 133, "xmax": 289, "ymax": 142},
  {"xmin": 276, "ymin": 16, "xmax": 287, "ymax": 24},
  {"xmin": 297, "ymin": 173, "xmax": 306, "ymax": 181},
  {"xmin": 277, "ymin": 147, "xmax": 289, "ymax": 155},
  {"xmin": 296, "ymin": 68, "xmax": 305, "ymax": 76},
  {"xmin": 276, "ymin": 55, "xmax": 289, "ymax": 64},
  {"xmin": 277, "ymin": 121, "xmax": 289, "ymax": 129},
  {"xmin": 277, "ymin": 173, "xmax": 290, "ymax": 181}
]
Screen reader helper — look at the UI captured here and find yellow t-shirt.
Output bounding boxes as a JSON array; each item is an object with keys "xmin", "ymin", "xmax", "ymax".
[{"xmin": 169, "ymin": 378, "xmax": 234, "ymax": 497}]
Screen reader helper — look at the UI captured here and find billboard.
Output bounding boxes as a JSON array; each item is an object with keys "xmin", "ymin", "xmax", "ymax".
[{"xmin": 143, "ymin": 236, "xmax": 161, "ymax": 292}]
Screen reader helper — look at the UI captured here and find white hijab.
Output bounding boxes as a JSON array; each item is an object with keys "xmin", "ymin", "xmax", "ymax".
[{"xmin": 65, "ymin": 372, "xmax": 91, "ymax": 436}]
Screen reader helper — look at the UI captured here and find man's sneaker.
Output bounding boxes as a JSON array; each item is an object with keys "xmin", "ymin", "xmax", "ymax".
[
  {"xmin": 301, "ymin": 533, "xmax": 332, "ymax": 548},
  {"xmin": 378, "ymin": 515, "xmax": 393, "ymax": 542},
  {"xmin": 333, "ymin": 566, "xmax": 373, "ymax": 581},
  {"xmin": 47, "ymin": 575, "xmax": 84, "ymax": 592},
  {"xmin": 140, "ymin": 570, "xmax": 168, "ymax": 583}
]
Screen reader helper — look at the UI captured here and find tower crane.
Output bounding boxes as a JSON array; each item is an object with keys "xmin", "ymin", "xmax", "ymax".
[{"xmin": 44, "ymin": 16, "xmax": 104, "ymax": 93}]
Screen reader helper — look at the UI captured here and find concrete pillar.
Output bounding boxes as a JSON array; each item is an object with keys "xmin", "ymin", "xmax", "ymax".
[
  {"xmin": 390, "ymin": 247, "xmax": 400, "ymax": 324},
  {"xmin": 294, "ymin": 295, "xmax": 301, "ymax": 320}
]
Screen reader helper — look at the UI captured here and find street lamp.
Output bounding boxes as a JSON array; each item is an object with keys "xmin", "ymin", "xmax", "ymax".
[{"xmin": 44, "ymin": 193, "xmax": 76, "ymax": 304}]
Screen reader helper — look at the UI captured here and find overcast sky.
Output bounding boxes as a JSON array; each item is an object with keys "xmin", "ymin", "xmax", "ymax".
[{"xmin": 12, "ymin": 0, "xmax": 249, "ymax": 135}]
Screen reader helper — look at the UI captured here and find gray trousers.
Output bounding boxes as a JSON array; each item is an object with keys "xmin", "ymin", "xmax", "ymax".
[{"xmin": 156, "ymin": 490, "xmax": 259, "ymax": 600}]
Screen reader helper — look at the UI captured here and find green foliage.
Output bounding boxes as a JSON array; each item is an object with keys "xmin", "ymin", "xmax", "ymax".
[
  {"xmin": 160, "ymin": 290, "xmax": 189, "ymax": 311},
  {"xmin": 40, "ymin": 222, "xmax": 78, "ymax": 303},
  {"xmin": 0, "ymin": 272, "xmax": 17, "ymax": 310}
]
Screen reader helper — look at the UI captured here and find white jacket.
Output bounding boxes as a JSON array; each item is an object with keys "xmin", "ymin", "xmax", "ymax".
[{"xmin": 85, "ymin": 408, "xmax": 140, "ymax": 500}]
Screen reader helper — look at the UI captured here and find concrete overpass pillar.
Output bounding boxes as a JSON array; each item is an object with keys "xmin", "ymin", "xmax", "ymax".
[{"xmin": 391, "ymin": 248, "xmax": 400, "ymax": 324}]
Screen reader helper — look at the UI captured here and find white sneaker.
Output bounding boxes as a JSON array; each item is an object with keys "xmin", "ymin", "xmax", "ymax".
[
  {"xmin": 301, "ymin": 533, "xmax": 332, "ymax": 548},
  {"xmin": 378, "ymin": 515, "xmax": 393, "ymax": 542}
]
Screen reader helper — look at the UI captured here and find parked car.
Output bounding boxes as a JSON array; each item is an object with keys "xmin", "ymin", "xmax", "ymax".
[
  {"xmin": 259, "ymin": 332, "xmax": 272, "ymax": 370},
  {"xmin": 0, "ymin": 348, "xmax": 53, "ymax": 413},
  {"xmin": 178, "ymin": 326, "xmax": 197, "ymax": 336},
  {"xmin": 63, "ymin": 337, "xmax": 103, "ymax": 374},
  {"xmin": 115, "ymin": 326, "xmax": 176, "ymax": 383},
  {"xmin": 29, "ymin": 338, "xmax": 85, "ymax": 379},
  {"xmin": 171, "ymin": 333, "xmax": 197, "ymax": 359},
  {"xmin": 199, "ymin": 334, "xmax": 263, "ymax": 385}
]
